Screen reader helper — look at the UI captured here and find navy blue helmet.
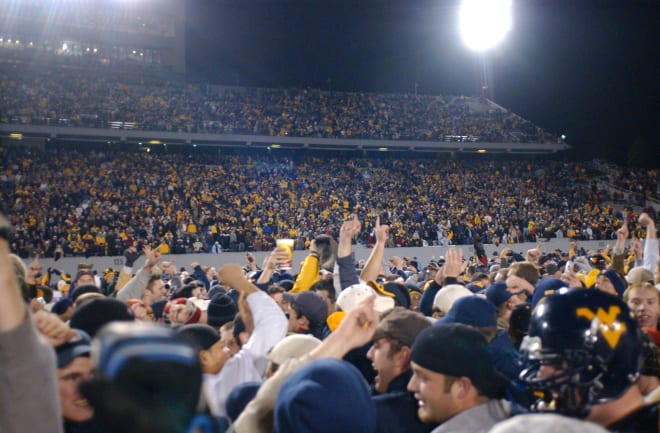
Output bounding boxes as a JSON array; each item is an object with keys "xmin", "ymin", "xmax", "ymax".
[{"xmin": 518, "ymin": 288, "xmax": 643, "ymax": 417}]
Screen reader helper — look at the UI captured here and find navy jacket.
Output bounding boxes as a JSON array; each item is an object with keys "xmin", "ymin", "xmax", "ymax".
[{"xmin": 373, "ymin": 369, "xmax": 436, "ymax": 433}]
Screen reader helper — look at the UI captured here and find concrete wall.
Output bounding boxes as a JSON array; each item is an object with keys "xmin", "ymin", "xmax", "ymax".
[{"xmin": 29, "ymin": 239, "xmax": 616, "ymax": 277}]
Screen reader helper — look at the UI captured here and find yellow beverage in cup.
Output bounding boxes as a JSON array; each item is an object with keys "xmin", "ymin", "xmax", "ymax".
[{"xmin": 276, "ymin": 239, "xmax": 294, "ymax": 270}]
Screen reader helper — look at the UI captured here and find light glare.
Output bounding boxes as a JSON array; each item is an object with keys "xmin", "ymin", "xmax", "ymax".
[{"xmin": 460, "ymin": 0, "xmax": 512, "ymax": 52}]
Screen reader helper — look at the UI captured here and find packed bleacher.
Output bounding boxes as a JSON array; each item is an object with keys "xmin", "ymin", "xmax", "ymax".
[
  {"xmin": 0, "ymin": 65, "xmax": 558, "ymax": 143},
  {"xmin": 3, "ymin": 142, "xmax": 650, "ymax": 259},
  {"xmin": 592, "ymin": 160, "xmax": 660, "ymax": 202}
]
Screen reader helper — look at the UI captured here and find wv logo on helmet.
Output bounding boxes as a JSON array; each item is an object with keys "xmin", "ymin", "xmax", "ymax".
[{"xmin": 575, "ymin": 306, "xmax": 626, "ymax": 349}]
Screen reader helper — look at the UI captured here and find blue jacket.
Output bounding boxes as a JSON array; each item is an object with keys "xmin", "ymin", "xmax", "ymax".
[
  {"xmin": 488, "ymin": 330, "xmax": 522, "ymax": 382},
  {"xmin": 373, "ymin": 369, "xmax": 436, "ymax": 433}
]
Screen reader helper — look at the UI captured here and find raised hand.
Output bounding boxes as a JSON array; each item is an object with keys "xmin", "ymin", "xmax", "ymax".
[
  {"xmin": 631, "ymin": 236, "xmax": 643, "ymax": 260},
  {"xmin": 617, "ymin": 220, "xmax": 629, "ymax": 241},
  {"xmin": 526, "ymin": 244, "xmax": 541, "ymax": 263},
  {"xmin": 339, "ymin": 214, "xmax": 362, "ymax": 241},
  {"xmin": 144, "ymin": 245, "xmax": 161, "ymax": 270},
  {"xmin": 374, "ymin": 216, "xmax": 390, "ymax": 244},
  {"xmin": 33, "ymin": 310, "xmax": 77, "ymax": 347},
  {"xmin": 443, "ymin": 247, "xmax": 467, "ymax": 278},
  {"xmin": 218, "ymin": 264, "xmax": 250, "ymax": 291}
]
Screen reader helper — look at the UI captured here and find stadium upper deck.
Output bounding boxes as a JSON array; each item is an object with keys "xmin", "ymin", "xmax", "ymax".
[
  {"xmin": 0, "ymin": 0, "xmax": 185, "ymax": 72},
  {"xmin": 0, "ymin": 64, "xmax": 568, "ymax": 154},
  {"xmin": 0, "ymin": 1, "xmax": 567, "ymax": 154}
]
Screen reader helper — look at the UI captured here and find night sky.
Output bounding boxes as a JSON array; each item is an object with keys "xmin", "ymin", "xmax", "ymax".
[{"xmin": 185, "ymin": 0, "xmax": 659, "ymax": 162}]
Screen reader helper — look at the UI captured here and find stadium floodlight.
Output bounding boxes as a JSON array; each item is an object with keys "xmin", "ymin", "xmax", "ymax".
[{"xmin": 459, "ymin": 0, "xmax": 512, "ymax": 52}]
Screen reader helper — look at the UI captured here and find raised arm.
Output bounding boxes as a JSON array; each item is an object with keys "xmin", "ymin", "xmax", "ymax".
[
  {"xmin": 116, "ymin": 245, "xmax": 161, "ymax": 302},
  {"xmin": 218, "ymin": 264, "xmax": 287, "ymax": 358},
  {"xmin": 0, "ymin": 214, "xmax": 63, "ymax": 433},
  {"xmin": 232, "ymin": 296, "xmax": 378, "ymax": 433},
  {"xmin": 337, "ymin": 215, "xmax": 361, "ymax": 289},
  {"xmin": 258, "ymin": 247, "xmax": 296, "ymax": 286},
  {"xmin": 639, "ymin": 213, "xmax": 658, "ymax": 273},
  {"xmin": 290, "ymin": 241, "xmax": 321, "ymax": 293},
  {"xmin": 0, "ymin": 222, "xmax": 25, "ymax": 331},
  {"xmin": 360, "ymin": 216, "xmax": 389, "ymax": 282},
  {"xmin": 609, "ymin": 221, "xmax": 628, "ymax": 275}
]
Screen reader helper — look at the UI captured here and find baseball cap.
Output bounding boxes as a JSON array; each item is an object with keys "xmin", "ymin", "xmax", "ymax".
[
  {"xmin": 484, "ymin": 281, "xmax": 514, "ymax": 307},
  {"xmin": 336, "ymin": 283, "xmax": 395, "ymax": 313},
  {"xmin": 368, "ymin": 281, "xmax": 411, "ymax": 309},
  {"xmin": 56, "ymin": 329, "xmax": 92, "ymax": 368},
  {"xmin": 436, "ymin": 296, "xmax": 497, "ymax": 327},
  {"xmin": 432, "ymin": 284, "xmax": 473, "ymax": 316},
  {"xmin": 268, "ymin": 334, "xmax": 322, "ymax": 366},
  {"xmin": 284, "ymin": 291, "xmax": 328, "ymax": 327},
  {"xmin": 625, "ymin": 266, "xmax": 654, "ymax": 285}
]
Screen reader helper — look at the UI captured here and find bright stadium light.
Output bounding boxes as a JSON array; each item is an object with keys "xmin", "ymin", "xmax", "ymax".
[{"xmin": 459, "ymin": 0, "xmax": 512, "ymax": 52}]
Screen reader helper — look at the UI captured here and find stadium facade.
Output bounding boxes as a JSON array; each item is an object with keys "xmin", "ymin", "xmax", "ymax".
[
  {"xmin": 0, "ymin": 0, "xmax": 568, "ymax": 155},
  {"xmin": 0, "ymin": 0, "xmax": 186, "ymax": 73}
]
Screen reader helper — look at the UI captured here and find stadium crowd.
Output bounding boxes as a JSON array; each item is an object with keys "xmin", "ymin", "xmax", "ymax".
[
  {"xmin": 594, "ymin": 160, "xmax": 660, "ymax": 202},
  {"xmin": 0, "ymin": 66, "xmax": 557, "ymax": 143},
  {"xmin": 5, "ymin": 143, "xmax": 657, "ymax": 260},
  {"xmin": 2, "ymin": 12, "xmax": 659, "ymax": 433},
  {"xmin": 1, "ymin": 203, "xmax": 659, "ymax": 433}
]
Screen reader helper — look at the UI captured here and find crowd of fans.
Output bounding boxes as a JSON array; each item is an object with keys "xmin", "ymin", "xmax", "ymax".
[
  {"xmin": 3, "ymin": 143, "xmax": 658, "ymax": 260},
  {"xmin": 3, "ymin": 35, "xmax": 659, "ymax": 433},
  {"xmin": 0, "ymin": 65, "xmax": 557, "ymax": 143},
  {"xmin": 593, "ymin": 160, "xmax": 660, "ymax": 202},
  {"xmin": 2, "ymin": 204, "xmax": 659, "ymax": 433}
]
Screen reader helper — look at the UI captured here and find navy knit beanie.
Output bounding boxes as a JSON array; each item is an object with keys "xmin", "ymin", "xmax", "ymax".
[{"xmin": 274, "ymin": 359, "xmax": 375, "ymax": 433}]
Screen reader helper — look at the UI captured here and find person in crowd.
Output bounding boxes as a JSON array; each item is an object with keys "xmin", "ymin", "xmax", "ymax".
[
  {"xmin": 267, "ymin": 284, "xmax": 290, "ymax": 314},
  {"xmin": 116, "ymin": 245, "xmax": 167, "ymax": 303},
  {"xmin": 54, "ymin": 329, "xmax": 104, "ymax": 433},
  {"xmin": 437, "ymin": 295, "xmax": 521, "ymax": 383},
  {"xmin": 636, "ymin": 213, "xmax": 658, "ymax": 275},
  {"xmin": 625, "ymin": 282, "xmax": 660, "ymax": 336},
  {"xmin": 0, "ymin": 213, "xmax": 63, "ymax": 433},
  {"xmin": 79, "ymin": 322, "xmax": 220, "ymax": 433},
  {"xmin": 484, "ymin": 280, "xmax": 527, "ymax": 332},
  {"xmin": 264, "ymin": 333, "xmax": 322, "ymax": 379},
  {"xmin": 176, "ymin": 323, "xmax": 233, "ymax": 416},
  {"xmin": 505, "ymin": 261, "xmax": 539, "ymax": 301},
  {"xmin": 518, "ymin": 288, "xmax": 658, "ymax": 431},
  {"xmin": 206, "ymin": 292, "xmax": 238, "ymax": 329},
  {"xmin": 367, "ymin": 307, "xmax": 435, "ymax": 433},
  {"xmin": 284, "ymin": 291, "xmax": 329, "ymax": 340},
  {"xmin": 220, "ymin": 321, "xmax": 240, "ymax": 357},
  {"xmin": 202, "ymin": 264, "xmax": 287, "ymax": 417},
  {"xmin": 407, "ymin": 324, "xmax": 510, "ymax": 433},
  {"xmin": 431, "ymin": 284, "xmax": 473, "ymax": 319}
]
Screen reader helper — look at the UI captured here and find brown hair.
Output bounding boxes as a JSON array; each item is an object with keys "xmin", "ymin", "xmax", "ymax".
[{"xmin": 509, "ymin": 262, "xmax": 540, "ymax": 285}]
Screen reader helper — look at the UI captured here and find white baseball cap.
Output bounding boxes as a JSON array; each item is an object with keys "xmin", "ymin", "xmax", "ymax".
[{"xmin": 336, "ymin": 283, "xmax": 395, "ymax": 313}]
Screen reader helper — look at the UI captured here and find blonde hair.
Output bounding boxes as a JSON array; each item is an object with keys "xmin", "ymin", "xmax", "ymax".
[{"xmin": 623, "ymin": 282, "xmax": 659, "ymax": 303}]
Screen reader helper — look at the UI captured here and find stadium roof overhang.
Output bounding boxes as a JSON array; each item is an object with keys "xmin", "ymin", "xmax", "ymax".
[{"xmin": 0, "ymin": 124, "xmax": 571, "ymax": 154}]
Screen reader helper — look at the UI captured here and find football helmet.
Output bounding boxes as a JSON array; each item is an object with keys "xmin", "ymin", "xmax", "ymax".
[{"xmin": 518, "ymin": 288, "xmax": 643, "ymax": 417}]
